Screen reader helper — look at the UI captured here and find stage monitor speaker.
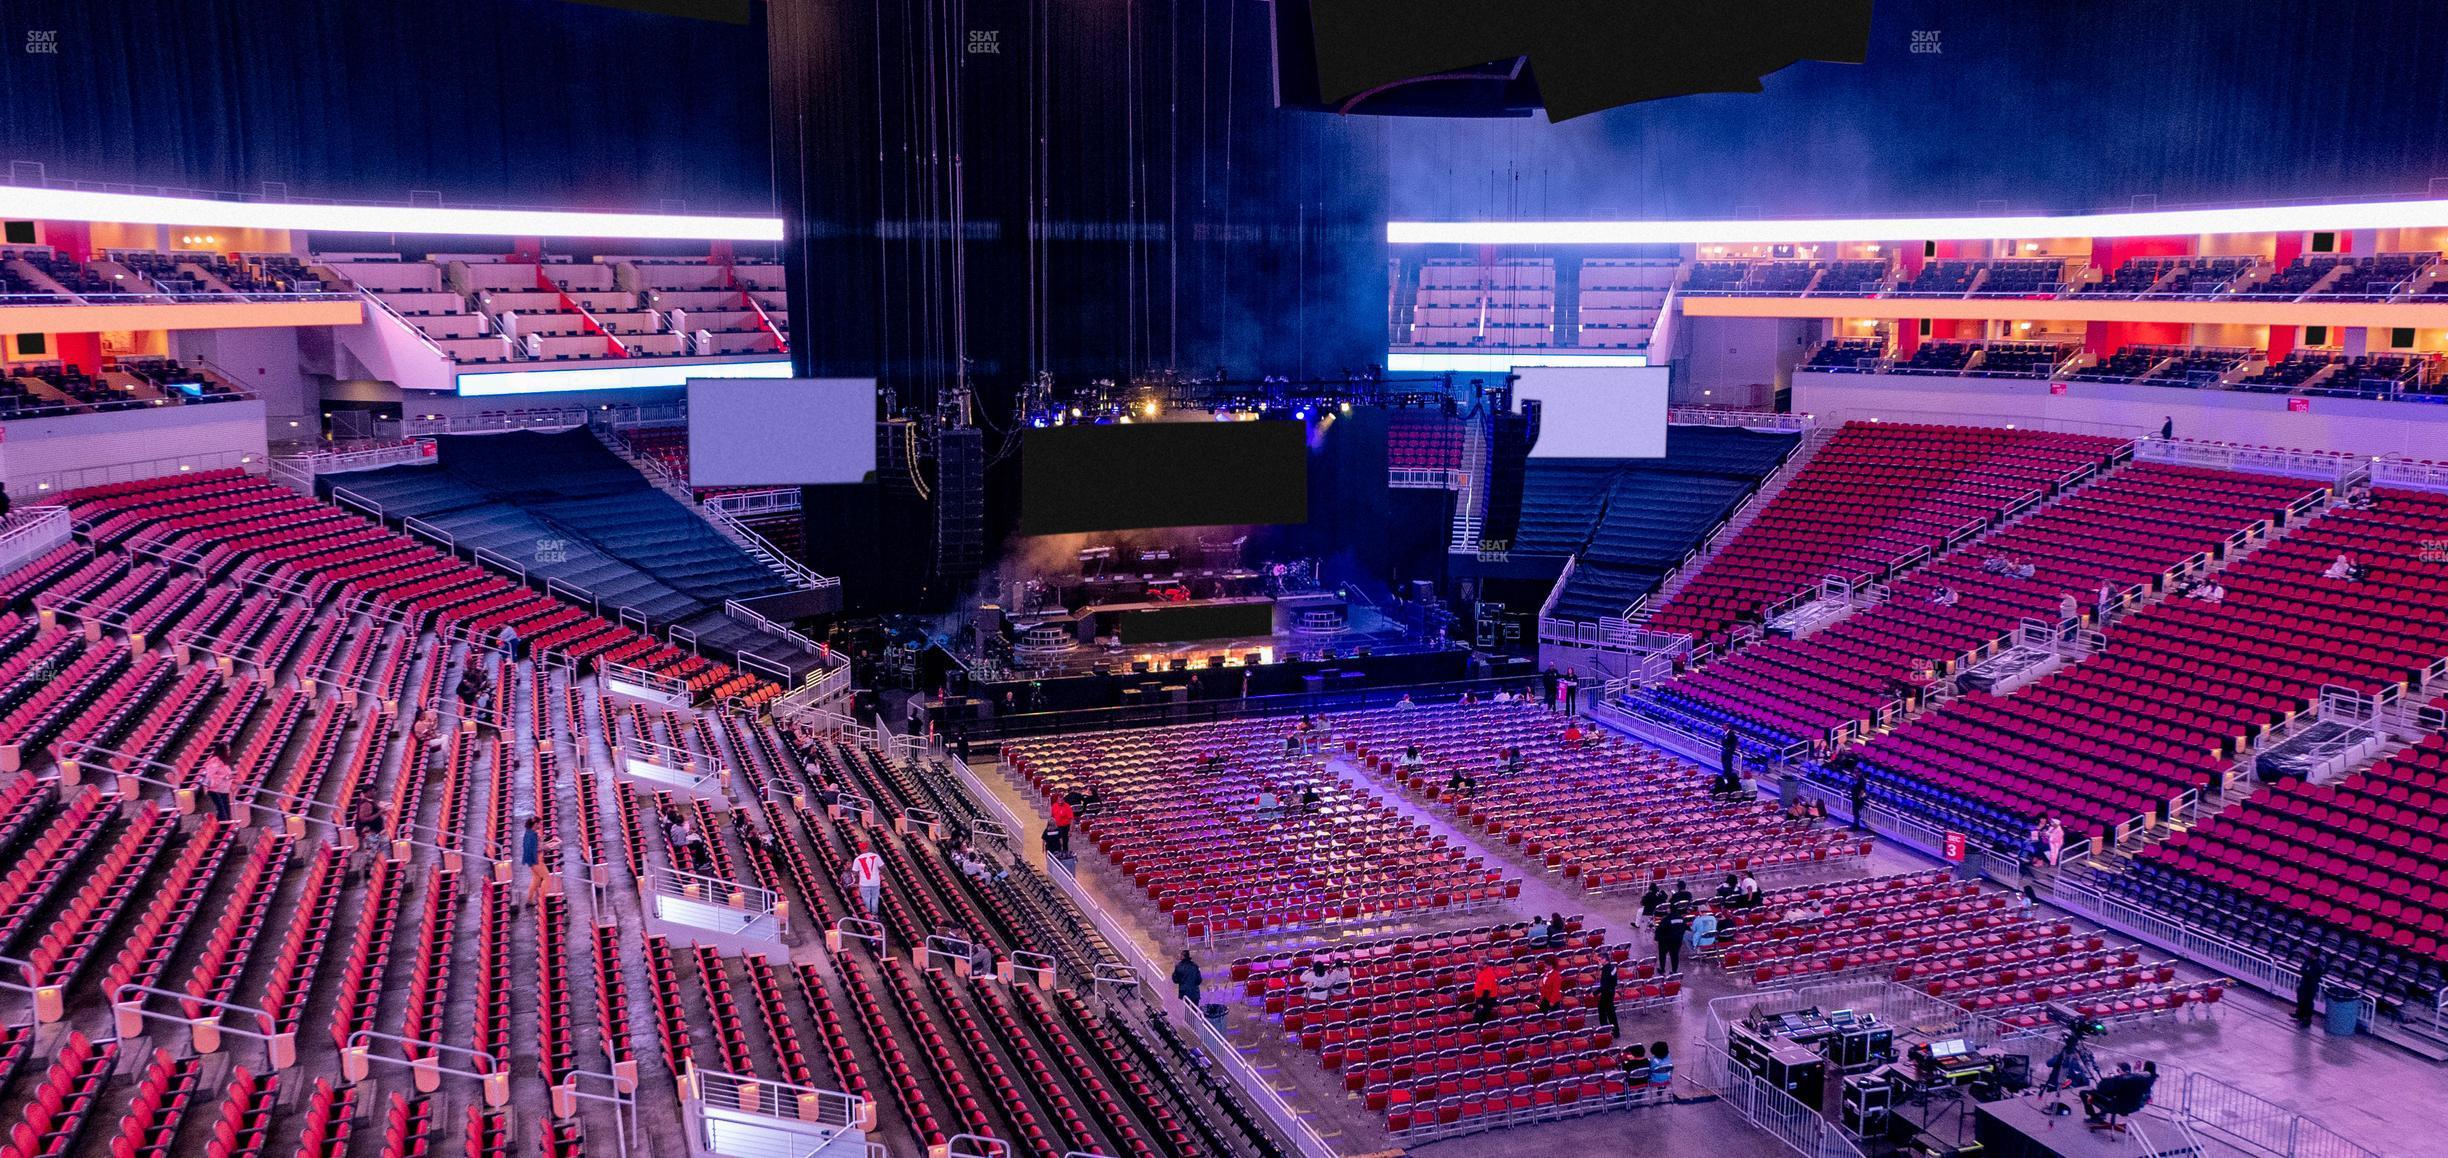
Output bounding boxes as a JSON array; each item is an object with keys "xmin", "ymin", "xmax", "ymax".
[
  {"xmin": 1410, "ymin": 579, "xmax": 1435, "ymax": 601},
  {"xmin": 1244, "ymin": 652, "xmax": 1263, "ymax": 666},
  {"xmin": 1207, "ymin": 654, "xmax": 1225, "ymax": 668},
  {"xmin": 1132, "ymin": 661, "xmax": 1151, "ymax": 674},
  {"xmin": 1090, "ymin": 663, "xmax": 1110, "ymax": 676},
  {"xmin": 1169, "ymin": 658, "xmax": 1189, "ymax": 672}
]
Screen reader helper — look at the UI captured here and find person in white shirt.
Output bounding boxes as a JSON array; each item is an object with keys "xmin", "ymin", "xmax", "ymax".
[
  {"xmin": 2187, "ymin": 581, "xmax": 2225, "ymax": 604},
  {"xmin": 848, "ymin": 841, "xmax": 885, "ymax": 915},
  {"xmin": 2324, "ymin": 554, "xmax": 2357, "ymax": 580},
  {"xmin": 1302, "ymin": 962, "xmax": 1335, "ymax": 1001},
  {"xmin": 1929, "ymin": 586, "xmax": 1959, "ymax": 607}
]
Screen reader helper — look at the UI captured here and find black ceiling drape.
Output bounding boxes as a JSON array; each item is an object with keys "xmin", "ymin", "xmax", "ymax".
[{"xmin": 0, "ymin": 0, "xmax": 770, "ymax": 212}]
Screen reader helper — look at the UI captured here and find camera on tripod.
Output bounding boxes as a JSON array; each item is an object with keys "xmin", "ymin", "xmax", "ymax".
[{"xmin": 2045, "ymin": 1002, "xmax": 2108, "ymax": 1040}]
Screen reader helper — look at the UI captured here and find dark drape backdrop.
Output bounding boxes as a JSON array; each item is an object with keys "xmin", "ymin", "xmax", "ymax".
[
  {"xmin": 0, "ymin": 0, "xmax": 771, "ymax": 212},
  {"xmin": 769, "ymin": 0, "xmax": 1390, "ymax": 412}
]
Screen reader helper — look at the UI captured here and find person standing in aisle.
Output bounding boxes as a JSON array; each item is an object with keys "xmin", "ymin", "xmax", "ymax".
[
  {"xmin": 1655, "ymin": 908, "xmax": 1690, "ymax": 974},
  {"xmin": 521, "ymin": 815, "xmax": 560, "ymax": 910},
  {"xmin": 200, "ymin": 743, "xmax": 237, "ymax": 823},
  {"xmin": 848, "ymin": 840, "xmax": 885, "ymax": 916},
  {"xmin": 1594, "ymin": 958, "xmax": 1620, "ymax": 1031},
  {"xmin": 1173, "ymin": 950, "xmax": 1203, "ymax": 1013}
]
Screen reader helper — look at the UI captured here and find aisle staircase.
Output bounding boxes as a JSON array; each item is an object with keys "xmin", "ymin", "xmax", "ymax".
[
  {"xmin": 1635, "ymin": 424, "xmax": 1834, "ymax": 619},
  {"xmin": 589, "ymin": 423, "xmax": 832, "ymax": 593},
  {"xmin": 1449, "ymin": 414, "xmax": 1488, "ymax": 555}
]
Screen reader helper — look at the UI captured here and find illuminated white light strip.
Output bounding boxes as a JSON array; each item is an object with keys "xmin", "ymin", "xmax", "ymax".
[
  {"xmin": 1386, "ymin": 351, "xmax": 1649, "ymax": 371},
  {"xmin": 455, "ymin": 358, "xmax": 793, "ymax": 397},
  {"xmin": 1388, "ymin": 197, "xmax": 2448, "ymax": 246},
  {"xmin": 0, "ymin": 185, "xmax": 784, "ymax": 241}
]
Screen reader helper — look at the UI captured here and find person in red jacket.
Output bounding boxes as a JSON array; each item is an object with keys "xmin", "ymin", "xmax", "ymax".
[
  {"xmin": 1048, "ymin": 798, "xmax": 1075, "ymax": 855},
  {"xmin": 1467, "ymin": 960, "xmax": 1502, "ymax": 1023},
  {"xmin": 1537, "ymin": 961, "xmax": 1566, "ymax": 1012}
]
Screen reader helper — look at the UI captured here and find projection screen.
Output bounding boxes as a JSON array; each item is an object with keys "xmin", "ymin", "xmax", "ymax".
[
  {"xmin": 1511, "ymin": 365, "xmax": 1670, "ymax": 458},
  {"xmin": 686, "ymin": 377, "xmax": 878, "ymax": 486}
]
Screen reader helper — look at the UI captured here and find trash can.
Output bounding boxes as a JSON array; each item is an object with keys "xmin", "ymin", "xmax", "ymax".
[
  {"xmin": 1203, "ymin": 1001, "xmax": 1229, "ymax": 1030},
  {"xmin": 2325, "ymin": 988, "xmax": 2364, "ymax": 1036}
]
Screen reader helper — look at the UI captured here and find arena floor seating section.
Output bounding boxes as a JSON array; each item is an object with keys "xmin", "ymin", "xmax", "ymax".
[
  {"xmin": 1329, "ymin": 701, "xmax": 1864, "ymax": 889},
  {"xmin": 1703, "ymin": 869, "xmax": 2225, "ymax": 1031},
  {"xmin": 1510, "ymin": 426, "xmax": 1802, "ymax": 624},
  {"xmin": 329, "ymin": 430, "xmax": 802, "ymax": 662},
  {"xmin": 1642, "ymin": 423, "xmax": 2128, "ymax": 647},
  {"xmin": 1005, "ymin": 722, "xmax": 1524, "ymax": 939}
]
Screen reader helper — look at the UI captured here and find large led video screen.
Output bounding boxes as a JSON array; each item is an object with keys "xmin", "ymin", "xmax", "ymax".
[{"xmin": 1021, "ymin": 421, "xmax": 1308, "ymax": 535}]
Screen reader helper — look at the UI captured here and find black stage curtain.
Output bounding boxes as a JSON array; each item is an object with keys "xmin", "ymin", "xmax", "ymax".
[
  {"xmin": 769, "ymin": 0, "xmax": 1388, "ymax": 408},
  {"xmin": 0, "ymin": 0, "xmax": 770, "ymax": 212}
]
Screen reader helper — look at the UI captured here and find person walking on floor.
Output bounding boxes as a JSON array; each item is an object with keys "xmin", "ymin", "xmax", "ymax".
[
  {"xmin": 1849, "ymin": 769, "xmax": 1870, "ymax": 832},
  {"xmin": 848, "ymin": 840, "xmax": 885, "ymax": 916},
  {"xmin": 1594, "ymin": 958, "xmax": 1620, "ymax": 1031},
  {"xmin": 1655, "ymin": 908, "xmax": 1690, "ymax": 975},
  {"xmin": 2296, "ymin": 951, "xmax": 2328, "ymax": 1027},
  {"xmin": 200, "ymin": 743, "xmax": 237, "ymax": 823},
  {"xmin": 1172, "ymin": 950, "xmax": 1203, "ymax": 1012}
]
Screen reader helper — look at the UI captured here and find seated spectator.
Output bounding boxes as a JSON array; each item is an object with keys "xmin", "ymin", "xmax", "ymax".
[
  {"xmin": 1713, "ymin": 874, "xmax": 1740, "ymax": 905},
  {"xmin": 1929, "ymin": 586, "xmax": 1959, "ymax": 607},
  {"xmin": 2324, "ymin": 553, "xmax": 2358, "ymax": 580},
  {"xmin": 2186, "ymin": 580, "xmax": 2226, "ymax": 603},
  {"xmin": 1396, "ymin": 744, "xmax": 1426, "ymax": 772},
  {"xmin": 1302, "ymin": 961, "xmax": 1335, "ymax": 1001},
  {"xmin": 1620, "ymin": 1045, "xmax": 1652, "ymax": 1085},
  {"xmin": 1648, "ymin": 1042, "xmax": 1674, "ymax": 1086},
  {"xmin": 1561, "ymin": 722, "xmax": 1586, "ymax": 745},
  {"xmin": 1396, "ymin": 693, "xmax": 1417, "ymax": 709},
  {"xmin": 2012, "ymin": 561, "xmax": 2037, "ymax": 580},
  {"xmin": 1445, "ymin": 768, "xmax": 1478, "ymax": 797},
  {"xmin": 1528, "ymin": 914, "xmax": 1552, "ymax": 944},
  {"xmin": 1544, "ymin": 911, "xmax": 1568, "ymax": 947},
  {"xmin": 1254, "ymin": 788, "xmax": 1280, "ymax": 817},
  {"xmin": 1981, "ymin": 554, "xmax": 2012, "ymax": 574},
  {"xmin": 1690, "ymin": 908, "xmax": 1719, "ymax": 949}
]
